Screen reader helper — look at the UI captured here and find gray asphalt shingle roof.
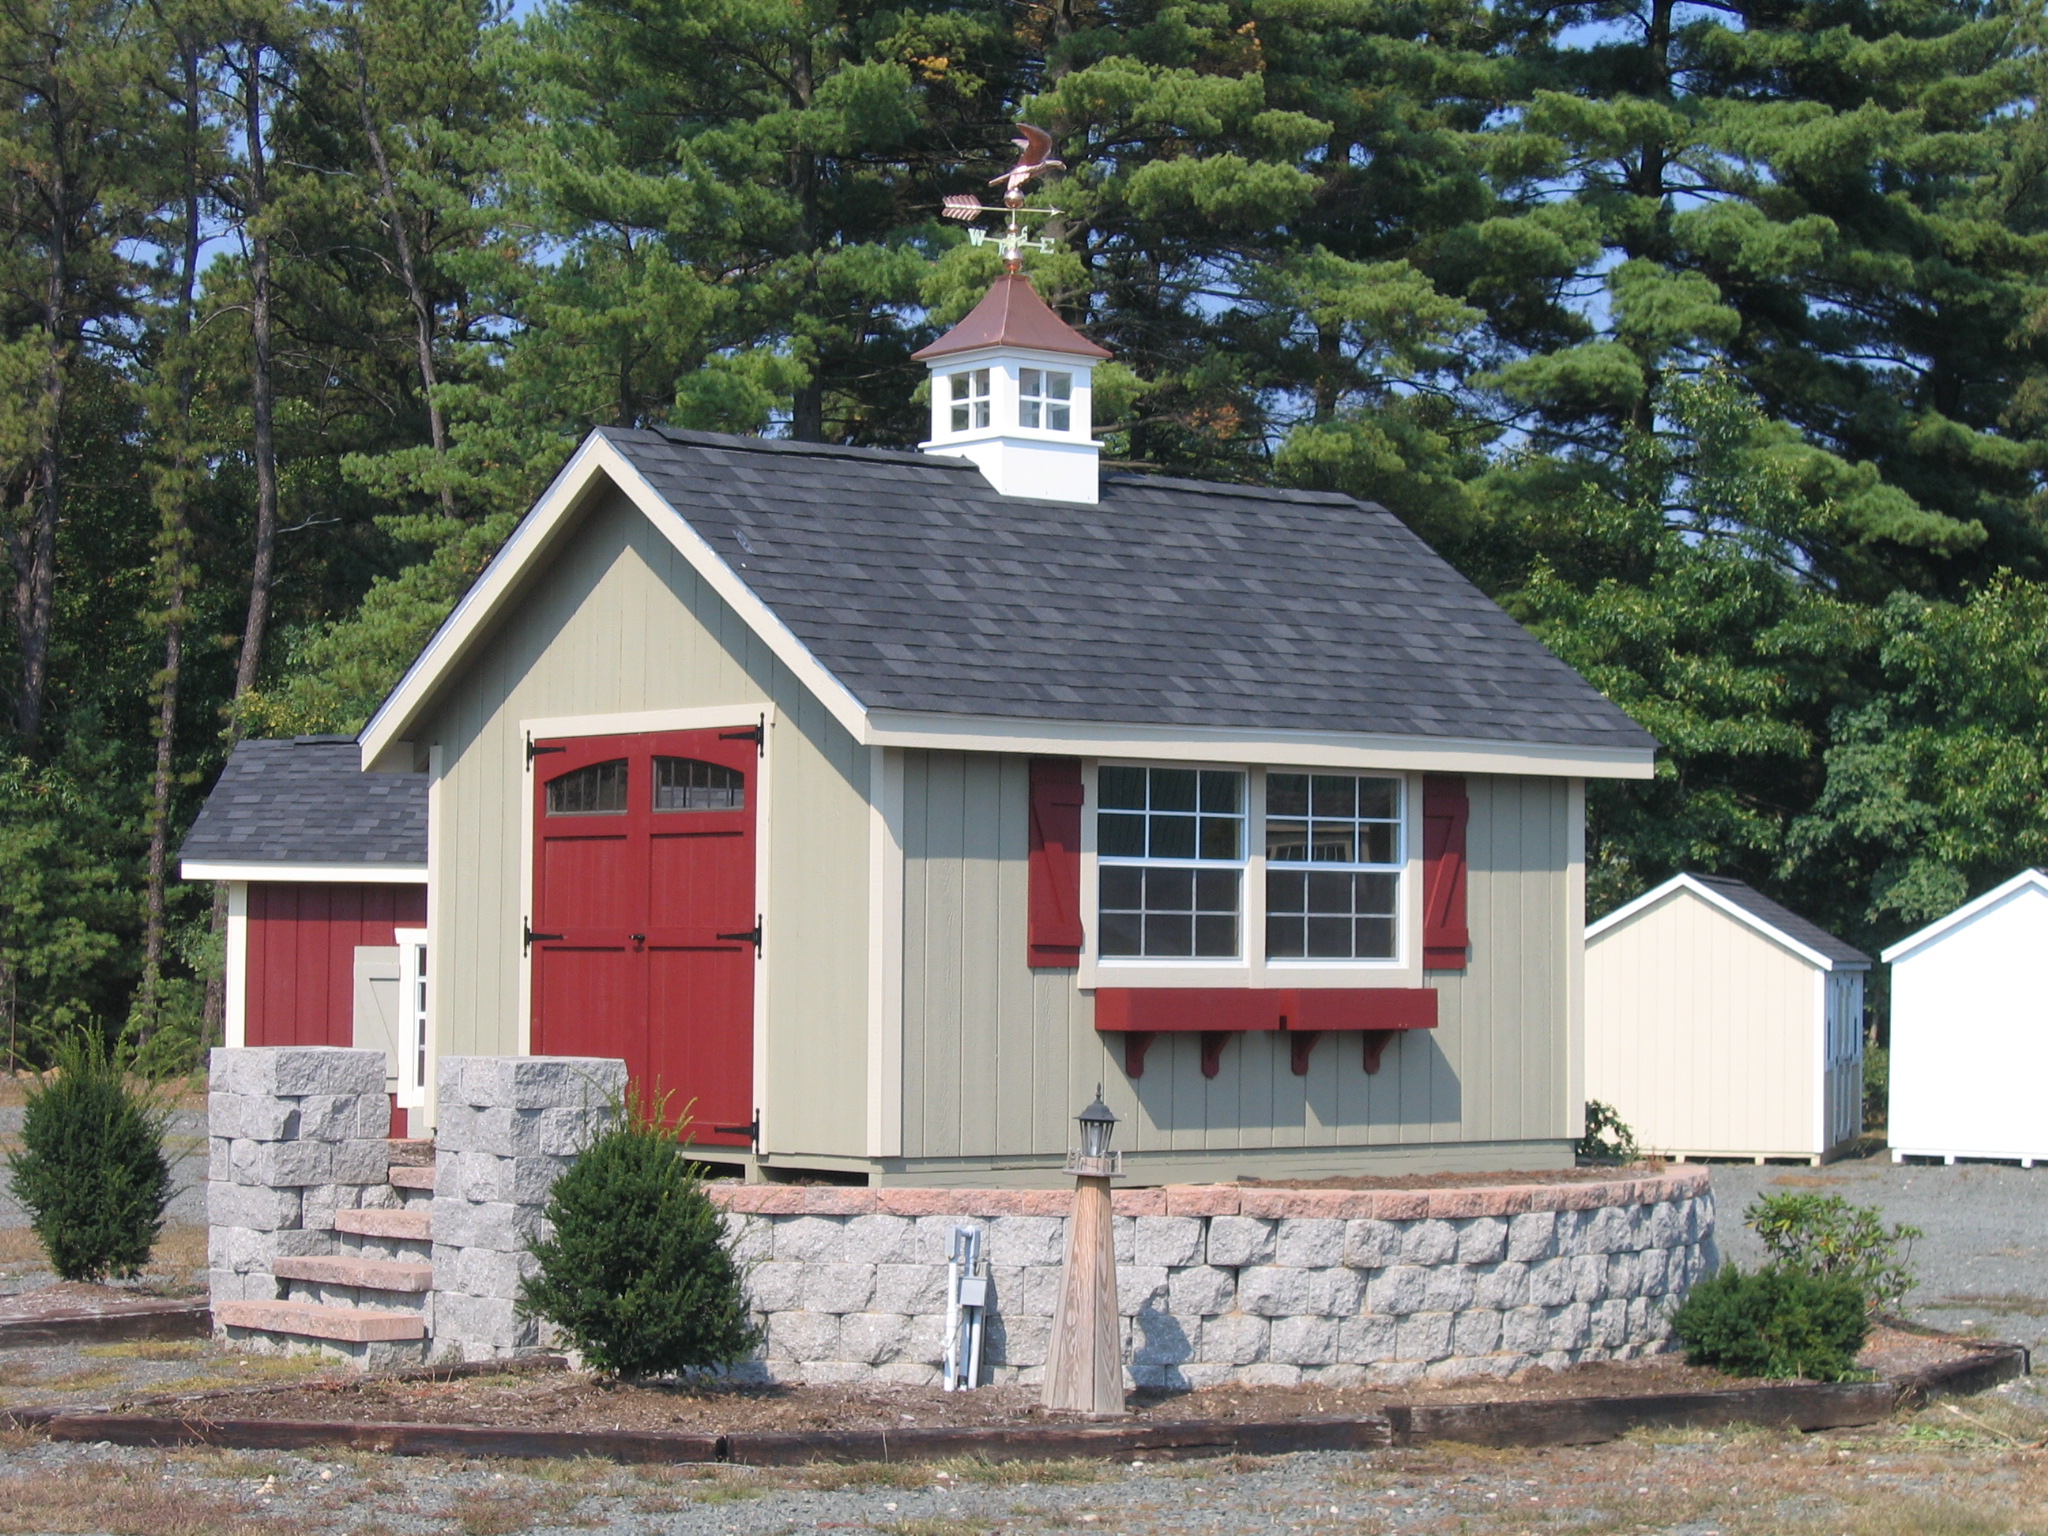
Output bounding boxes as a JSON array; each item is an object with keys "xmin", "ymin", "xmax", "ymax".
[
  {"xmin": 181, "ymin": 737, "xmax": 426, "ymax": 868},
  {"xmin": 605, "ymin": 427, "xmax": 1654, "ymax": 752},
  {"xmin": 1691, "ymin": 875, "xmax": 1871, "ymax": 967}
]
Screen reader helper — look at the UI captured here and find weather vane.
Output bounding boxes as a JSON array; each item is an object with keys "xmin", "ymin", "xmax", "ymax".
[{"xmin": 941, "ymin": 123, "xmax": 1064, "ymax": 274}]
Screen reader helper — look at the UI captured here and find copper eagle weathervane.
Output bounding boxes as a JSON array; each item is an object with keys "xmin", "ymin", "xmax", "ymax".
[{"xmin": 941, "ymin": 124, "xmax": 1065, "ymax": 274}]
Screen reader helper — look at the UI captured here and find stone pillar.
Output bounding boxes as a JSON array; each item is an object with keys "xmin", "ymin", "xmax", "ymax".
[
  {"xmin": 429, "ymin": 1055, "xmax": 627, "ymax": 1362},
  {"xmin": 206, "ymin": 1047, "xmax": 392, "ymax": 1312}
]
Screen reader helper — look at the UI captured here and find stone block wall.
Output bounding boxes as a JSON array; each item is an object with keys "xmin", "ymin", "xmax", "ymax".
[
  {"xmin": 207, "ymin": 1047, "xmax": 397, "ymax": 1304},
  {"xmin": 709, "ymin": 1172, "xmax": 1716, "ymax": 1389},
  {"xmin": 430, "ymin": 1055, "xmax": 627, "ymax": 1361}
]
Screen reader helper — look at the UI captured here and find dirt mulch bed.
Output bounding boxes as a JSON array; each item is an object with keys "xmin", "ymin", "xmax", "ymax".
[
  {"xmin": 116, "ymin": 1326, "xmax": 1971, "ymax": 1437},
  {"xmin": 0, "ymin": 1282, "xmax": 189, "ymax": 1321},
  {"xmin": 1237, "ymin": 1163, "xmax": 1666, "ymax": 1191}
]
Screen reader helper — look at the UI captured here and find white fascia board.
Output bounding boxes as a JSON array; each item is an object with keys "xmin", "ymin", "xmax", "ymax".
[
  {"xmin": 359, "ymin": 433, "xmax": 871, "ymax": 772},
  {"xmin": 1881, "ymin": 867, "xmax": 2048, "ymax": 964},
  {"xmin": 862, "ymin": 709, "xmax": 1657, "ymax": 780},
  {"xmin": 1586, "ymin": 872, "xmax": 1844, "ymax": 971},
  {"xmin": 179, "ymin": 861, "xmax": 427, "ymax": 884}
]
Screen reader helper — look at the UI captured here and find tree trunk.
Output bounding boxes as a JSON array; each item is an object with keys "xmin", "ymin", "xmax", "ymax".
[
  {"xmin": 788, "ymin": 41, "xmax": 824, "ymax": 443},
  {"xmin": 10, "ymin": 152, "xmax": 68, "ymax": 749},
  {"xmin": 350, "ymin": 19, "xmax": 455, "ymax": 515},
  {"xmin": 233, "ymin": 37, "xmax": 280, "ymax": 703},
  {"xmin": 138, "ymin": 41, "xmax": 206, "ymax": 1040}
]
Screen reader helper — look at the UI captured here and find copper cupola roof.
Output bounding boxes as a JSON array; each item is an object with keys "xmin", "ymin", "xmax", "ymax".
[{"xmin": 911, "ymin": 274, "xmax": 1112, "ymax": 362}]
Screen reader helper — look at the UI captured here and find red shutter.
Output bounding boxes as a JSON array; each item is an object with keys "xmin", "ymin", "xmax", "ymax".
[
  {"xmin": 1027, "ymin": 757, "xmax": 1085, "ymax": 968},
  {"xmin": 1422, "ymin": 774, "xmax": 1470, "ymax": 971}
]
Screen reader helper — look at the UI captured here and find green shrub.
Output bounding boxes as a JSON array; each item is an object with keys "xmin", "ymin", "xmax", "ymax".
[
  {"xmin": 1743, "ymin": 1191, "xmax": 1920, "ymax": 1311},
  {"xmin": 1862, "ymin": 1044, "xmax": 1888, "ymax": 1130},
  {"xmin": 1668, "ymin": 1263, "xmax": 1870, "ymax": 1380},
  {"xmin": 1575, "ymin": 1099, "xmax": 1640, "ymax": 1162},
  {"xmin": 518, "ymin": 1099, "xmax": 759, "ymax": 1377},
  {"xmin": 5, "ymin": 1031, "xmax": 173, "ymax": 1282}
]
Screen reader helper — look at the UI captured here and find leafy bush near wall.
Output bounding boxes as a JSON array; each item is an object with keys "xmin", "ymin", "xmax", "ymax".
[
  {"xmin": 5, "ymin": 1031, "xmax": 173, "ymax": 1281},
  {"xmin": 1744, "ymin": 1192, "xmax": 1920, "ymax": 1311},
  {"xmin": 1669, "ymin": 1264, "xmax": 1870, "ymax": 1380},
  {"xmin": 519, "ymin": 1100, "xmax": 758, "ymax": 1377},
  {"xmin": 1862, "ymin": 1045, "xmax": 1889, "ymax": 1130},
  {"xmin": 1575, "ymin": 1100, "xmax": 1640, "ymax": 1162}
]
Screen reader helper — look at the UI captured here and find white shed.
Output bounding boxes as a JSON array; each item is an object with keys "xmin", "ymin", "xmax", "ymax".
[
  {"xmin": 1585, "ymin": 873, "xmax": 1870, "ymax": 1163},
  {"xmin": 1882, "ymin": 867, "xmax": 2048, "ymax": 1167}
]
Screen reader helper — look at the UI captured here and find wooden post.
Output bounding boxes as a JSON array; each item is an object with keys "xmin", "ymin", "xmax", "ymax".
[{"xmin": 1043, "ymin": 1173, "xmax": 1123, "ymax": 1416}]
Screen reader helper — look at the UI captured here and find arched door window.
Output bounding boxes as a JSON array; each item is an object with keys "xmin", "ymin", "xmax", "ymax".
[
  {"xmin": 654, "ymin": 756, "xmax": 744, "ymax": 811},
  {"xmin": 546, "ymin": 759, "xmax": 627, "ymax": 815}
]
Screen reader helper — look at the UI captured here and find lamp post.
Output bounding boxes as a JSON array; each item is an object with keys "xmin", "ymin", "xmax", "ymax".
[{"xmin": 1043, "ymin": 1086, "xmax": 1124, "ymax": 1416}]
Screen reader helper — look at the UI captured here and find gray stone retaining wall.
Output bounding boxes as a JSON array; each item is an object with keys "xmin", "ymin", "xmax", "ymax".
[
  {"xmin": 708, "ymin": 1175, "xmax": 1717, "ymax": 1389},
  {"xmin": 430, "ymin": 1055, "xmax": 626, "ymax": 1361},
  {"xmin": 206, "ymin": 1047, "xmax": 398, "ymax": 1304}
]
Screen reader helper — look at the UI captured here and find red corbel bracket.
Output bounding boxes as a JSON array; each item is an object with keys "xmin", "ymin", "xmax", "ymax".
[
  {"xmin": 1123, "ymin": 1031, "xmax": 1158, "ymax": 1079},
  {"xmin": 1200, "ymin": 1031, "xmax": 1235, "ymax": 1079},
  {"xmin": 1288, "ymin": 1030, "xmax": 1322, "ymax": 1077}
]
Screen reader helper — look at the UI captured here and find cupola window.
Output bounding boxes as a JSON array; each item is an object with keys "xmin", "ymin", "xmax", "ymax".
[
  {"xmin": 948, "ymin": 368, "xmax": 991, "ymax": 431},
  {"xmin": 1019, "ymin": 368, "xmax": 1073, "ymax": 431}
]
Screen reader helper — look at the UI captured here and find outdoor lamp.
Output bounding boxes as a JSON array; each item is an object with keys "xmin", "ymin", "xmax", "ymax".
[{"xmin": 1077, "ymin": 1086, "xmax": 1117, "ymax": 1163}]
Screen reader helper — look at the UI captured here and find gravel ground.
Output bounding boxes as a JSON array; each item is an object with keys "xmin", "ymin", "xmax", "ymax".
[
  {"xmin": 2, "ymin": 1383, "xmax": 2046, "ymax": 1536},
  {"xmin": 1704, "ymin": 1151, "xmax": 2048, "ymax": 1352}
]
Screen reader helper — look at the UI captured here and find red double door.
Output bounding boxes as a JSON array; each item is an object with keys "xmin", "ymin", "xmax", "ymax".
[{"xmin": 529, "ymin": 727, "xmax": 757, "ymax": 1147}]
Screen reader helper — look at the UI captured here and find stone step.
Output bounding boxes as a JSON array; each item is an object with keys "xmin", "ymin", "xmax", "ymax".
[
  {"xmin": 272, "ymin": 1255, "xmax": 433, "ymax": 1294},
  {"xmin": 387, "ymin": 1137, "xmax": 436, "ymax": 1168},
  {"xmin": 387, "ymin": 1163, "xmax": 436, "ymax": 1191},
  {"xmin": 333, "ymin": 1207, "xmax": 432, "ymax": 1242},
  {"xmin": 216, "ymin": 1299, "xmax": 426, "ymax": 1343}
]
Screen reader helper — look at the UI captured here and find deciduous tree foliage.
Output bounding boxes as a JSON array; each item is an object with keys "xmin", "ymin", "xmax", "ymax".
[{"xmin": 2, "ymin": 0, "xmax": 2047, "ymax": 1060}]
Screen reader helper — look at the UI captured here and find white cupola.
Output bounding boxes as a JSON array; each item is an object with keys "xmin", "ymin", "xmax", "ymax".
[{"xmin": 913, "ymin": 273, "xmax": 1111, "ymax": 504}]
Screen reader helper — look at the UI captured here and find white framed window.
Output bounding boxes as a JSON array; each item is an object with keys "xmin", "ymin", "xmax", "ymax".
[
  {"xmin": 1265, "ymin": 773, "xmax": 1404, "ymax": 961},
  {"xmin": 1019, "ymin": 367, "xmax": 1073, "ymax": 431},
  {"xmin": 395, "ymin": 927, "xmax": 428, "ymax": 1109},
  {"xmin": 948, "ymin": 368, "xmax": 991, "ymax": 431},
  {"xmin": 1098, "ymin": 765, "xmax": 1245, "ymax": 959},
  {"xmin": 1088, "ymin": 763, "xmax": 1417, "ymax": 982}
]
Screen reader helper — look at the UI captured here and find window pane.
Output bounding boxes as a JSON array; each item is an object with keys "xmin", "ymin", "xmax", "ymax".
[
  {"xmin": 1021, "ymin": 368, "xmax": 1041, "ymax": 394},
  {"xmin": 1357, "ymin": 778, "xmax": 1396, "ymax": 819},
  {"xmin": 1100, "ymin": 912, "xmax": 1143, "ymax": 956},
  {"xmin": 1151, "ymin": 769, "xmax": 1198, "ymax": 812},
  {"xmin": 1306, "ymin": 916, "xmax": 1353, "ymax": 958},
  {"xmin": 1306, "ymin": 870, "xmax": 1351, "ymax": 910},
  {"xmin": 1199, "ymin": 816, "xmax": 1240, "ymax": 860},
  {"xmin": 1195, "ymin": 915, "xmax": 1237, "ymax": 957},
  {"xmin": 1021, "ymin": 399, "xmax": 1042, "ymax": 429},
  {"xmin": 1311, "ymin": 826, "xmax": 1357, "ymax": 862},
  {"xmin": 1195, "ymin": 868, "xmax": 1239, "ymax": 910},
  {"xmin": 546, "ymin": 759, "xmax": 627, "ymax": 815},
  {"xmin": 1355, "ymin": 916, "xmax": 1396, "ymax": 958},
  {"xmin": 975, "ymin": 399, "xmax": 990, "ymax": 428},
  {"xmin": 1199, "ymin": 771, "xmax": 1241, "ymax": 813},
  {"xmin": 1047, "ymin": 372, "xmax": 1072, "ymax": 401},
  {"xmin": 1356, "ymin": 872, "xmax": 1398, "ymax": 915},
  {"xmin": 1150, "ymin": 814, "xmax": 1196, "ymax": 859},
  {"xmin": 1266, "ymin": 870, "xmax": 1306, "ymax": 914},
  {"xmin": 1312, "ymin": 775, "xmax": 1356, "ymax": 817},
  {"xmin": 950, "ymin": 372, "xmax": 970, "ymax": 400},
  {"xmin": 1360, "ymin": 823, "xmax": 1395, "ymax": 864},
  {"xmin": 1099, "ymin": 767, "xmax": 1146, "ymax": 809},
  {"xmin": 1266, "ymin": 820, "xmax": 1310, "ymax": 862},
  {"xmin": 653, "ymin": 757, "xmax": 743, "ymax": 811},
  {"xmin": 1100, "ymin": 865, "xmax": 1143, "ymax": 910},
  {"xmin": 1047, "ymin": 402, "xmax": 1071, "ymax": 431},
  {"xmin": 1099, "ymin": 813, "xmax": 1145, "ymax": 858},
  {"xmin": 1268, "ymin": 773, "xmax": 1309, "ymax": 817},
  {"xmin": 1266, "ymin": 915, "xmax": 1306, "ymax": 957},
  {"xmin": 1146, "ymin": 867, "xmax": 1193, "ymax": 910},
  {"xmin": 1145, "ymin": 913, "xmax": 1194, "ymax": 955}
]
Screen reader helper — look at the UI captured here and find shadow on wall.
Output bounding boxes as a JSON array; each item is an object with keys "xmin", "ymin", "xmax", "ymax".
[{"xmin": 1127, "ymin": 1029, "xmax": 1461, "ymax": 1143}]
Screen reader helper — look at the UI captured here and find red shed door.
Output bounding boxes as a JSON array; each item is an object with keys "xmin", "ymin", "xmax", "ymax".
[{"xmin": 530, "ymin": 727, "xmax": 756, "ymax": 1147}]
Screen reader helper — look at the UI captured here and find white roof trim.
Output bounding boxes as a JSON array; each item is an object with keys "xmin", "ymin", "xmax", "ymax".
[
  {"xmin": 1586, "ymin": 873, "xmax": 1855, "ymax": 972},
  {"xmin": 356, "ymin": 429, "xmax": 1659, "ymax": 782},
  {"xmin": 864, "ymin": 709, "xmax": 1654, "ymax": 779},
  {"xmin": 359, "ymin": 434, "xmax": 869, "ymax": 771},
  {"xmin": 1880, "ymin": 867, "xmax": 2048, "ymax": 964},
  {"xmin": 180, "ymin": 860, "xmax": 427, "ymax": 884}
]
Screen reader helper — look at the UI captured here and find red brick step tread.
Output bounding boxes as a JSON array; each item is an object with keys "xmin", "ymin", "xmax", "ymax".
[
  {"xmin": 386, "ymin": 1165, "xmax": 436, "ymax": 1191},
  {"xmin": 332, "ymin": 1208, "xmax": 432, "ymax": 1241},
  {"xmin": 215, "ymin": 1300, "xmax": 426, "ymax": 1343},
  {"xmin": 272, "ymin": 1256, "xmax": 433, "ymax": 1293}
]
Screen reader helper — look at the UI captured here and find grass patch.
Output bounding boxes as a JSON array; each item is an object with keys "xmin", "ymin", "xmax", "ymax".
[
  {"xmin": 81, "ymin": 1339, "xmax": 205, "ymax": 1361},
  {"xmin": 797, "ymin": 1460, "xmax": 937, "ymax": 1491},
  {"xmin": 878, "ymin": 1522, "xmax": 994, "ymax": 1536},
  {"xmin": 935, "ymin": 1456, "xmax": 1111, "ymax": 1487},
  {"xmin": 1934, "ymin": 1292, "xmax": 2048, "ymax": 1317},
  {"xmin": 482, "ymin": 1455, "xmax": 619, "ymax": 1484},
  {"xmin": 0, "ymin": 1466, "xmax": 267, "ymax": 1535},
  {"xmin": 33, "ymin": 1366, "xmax": 127, "ymax": 1394},
  {"xmin": 160, "ymin": 1449, "xmax": 283, "ymax": 1478},
  {"xmin": 453, "ymin": 1492, "xmax": 529, "ymax": 1536}
]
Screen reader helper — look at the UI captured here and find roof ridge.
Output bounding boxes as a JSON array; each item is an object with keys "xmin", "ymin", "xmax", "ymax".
[
  {"xmin": 637, "ymin": 425, "xmax": 979, "ymax": 471},
  {"xmin": 1102, "ymin": 471, "xmax": 1370, "ymax": 508}
]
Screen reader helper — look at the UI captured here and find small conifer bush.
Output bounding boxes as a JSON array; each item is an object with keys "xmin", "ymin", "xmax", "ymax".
[
  {"xmin": 6, "ymin": 1031, "xmax": 173, "ymax": 1282},
  {"xmin": 1668, "ymin": 1263, "xmax": 1869, "ymax": 1380},
  {"xmin": 518, "ymin": 1099, "xmax": 758, "ymax": 1377}
]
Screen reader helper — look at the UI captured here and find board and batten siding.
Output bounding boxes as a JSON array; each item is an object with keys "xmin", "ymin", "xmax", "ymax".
[
  {"xmin": 1585, "ymin": 890, "xmax": 1823, "ymax": 1160},
  {"xmin": 899, "ymin": 755, "xmax": 1576, "ymax": 1178},
  {"xmin": 410, "ymin": 486, "xmax": 873, "ymax": 1158}
]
